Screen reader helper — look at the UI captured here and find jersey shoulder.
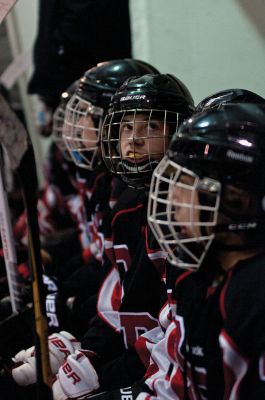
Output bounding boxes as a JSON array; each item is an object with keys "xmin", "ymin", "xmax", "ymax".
[{"xmin": 222, "ymin": 252, "xmax": 265, "ymax": 355}]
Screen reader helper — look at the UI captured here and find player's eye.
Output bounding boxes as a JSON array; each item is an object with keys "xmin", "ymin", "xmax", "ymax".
[
  {"xmin": 149, "ymin": 121, "xmax": 162, "ymax": 130},
  {"xmin": 121, "ymin": 122, "xmax": 134, "ymax": 132}
]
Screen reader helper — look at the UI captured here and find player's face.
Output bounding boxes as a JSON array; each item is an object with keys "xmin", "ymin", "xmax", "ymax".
[
  {"xmin": 120, "ymin": 113, "xmax": 170, "ymax": 163},
  {"xmin": 76, "ymin": 101, "xmax": 98, "ymax": 149},
  {"xmin": 169, "ymin": 172, "xmax": 201, "ymax": 239}
]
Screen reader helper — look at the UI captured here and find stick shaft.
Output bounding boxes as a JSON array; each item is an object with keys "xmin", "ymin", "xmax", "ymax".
[
  {"xmin": 0, "ymin": 160, "xmax": 21, "ymax": 313},
  {"xmin": 17, "ymin": 147, "xmax": 53, "ymax": 398}
]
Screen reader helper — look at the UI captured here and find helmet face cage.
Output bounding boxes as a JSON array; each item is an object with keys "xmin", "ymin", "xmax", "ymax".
[
  {"xmin": 101, "ymin": 109, "xmax": 179, "ymax": 188},
  {"xmin": 63, "ymin": 94, "xmax": 104, "ymax": 170},
  {"xmin": 52, "ymin": 104, "xmax": 73, "ymax": 161},
  {"xmin": 148, "ymin": 156, "xmax": 221, "ymax": 270}
]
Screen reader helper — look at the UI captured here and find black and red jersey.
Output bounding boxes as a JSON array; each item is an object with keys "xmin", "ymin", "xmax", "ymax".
[
  {"xmin": 80, "ymin": 187, "xmax": 166, "ymax": 390},
  {"xmin": 139, "ymin": 252, "xmax": 265, "ymax": 399}
]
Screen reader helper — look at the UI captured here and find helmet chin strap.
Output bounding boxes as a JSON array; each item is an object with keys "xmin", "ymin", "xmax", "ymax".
[
  {"xmin": 119, "ymin": 158, "xmax": 159, "ymax": 173},
  {"xmin": 122, "ymin": 174, "xmax": 151, "ymax": 191},
  {"xmin": 117, "ymin": 158, "xmax": 159, "ymax": 189}
]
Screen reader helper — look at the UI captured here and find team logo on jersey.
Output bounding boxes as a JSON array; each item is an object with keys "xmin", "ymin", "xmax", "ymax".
[{"xmin": 191, "ymin": 346, "xmax": 204, "ymax": 357}]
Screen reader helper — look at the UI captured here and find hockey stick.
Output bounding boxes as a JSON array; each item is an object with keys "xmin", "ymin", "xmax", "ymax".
[
  {"xmin": 0, "ymin": 152, "xmax": 22, "ymax": 314},
  {"xmin": 0, "ymin": 93, "xmax": 53, "ymax": 399}
]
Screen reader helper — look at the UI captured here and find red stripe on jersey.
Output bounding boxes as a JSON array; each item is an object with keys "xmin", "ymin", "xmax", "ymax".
[
  {"xmin": 135, "ymin": 335, "xmax": 153, "ymax": 368},
  {"xmin": 111, "ymin": 203, "xmax": 144, "ymax": 226},
  {"xmin": 111, "ymin": 280, "xmax": 122, "ymax": 311},
  {"xmin": 145, "ymin": 362, "xmax": 159, "ymax": 379},
  {"xmin": 167, "ymin": 317, "xmax": 185, "ymax": 369},
  {"xmin": 219, "ymin": 329, "xmax": 249, "ymax": 400},
  {"xmin": 97, "ymin": 267, "xmax": 121, "ymax": 314},
  {"xmin": 219, "ymin": 269, "xmax": 233, "ymax": 320},
  {"xmin": 144, "ymin": 226, "xmax": 159, "ymax": 254},
  {"xmin": 171, "ymin": 366, "xmax": 186, "ymax": 399},
  {"xmin": 175, "ymin": 270, "xmax": 193, "ymax": 288}
]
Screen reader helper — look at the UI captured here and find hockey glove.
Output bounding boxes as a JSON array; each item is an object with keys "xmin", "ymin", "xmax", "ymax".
[
  {"xmin": 11, "ymin": 331, "xmax": 80, "ymax": 386},
  {"xmin": 52, "ymin": 350, "xmax": 100, "ymax": 399}
]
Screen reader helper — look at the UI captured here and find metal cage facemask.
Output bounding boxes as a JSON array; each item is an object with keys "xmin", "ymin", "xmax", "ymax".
[
  {"xmin": 148, "ymin": 156, "xmax": 221, "ymax": 270},
  {"xmin": 101, "ymin": 109, "xmax": 179, "ymax": 189},
  {"xmin": 52, "ymin": 104, "xmax": 72, "ymax": 161},
  {"xmin": 63, "ymin": 94, "xmax": 104, "ymax": 170}
]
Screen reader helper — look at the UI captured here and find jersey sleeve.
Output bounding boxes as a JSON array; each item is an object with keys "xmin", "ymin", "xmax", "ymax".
[{"xmin": 220, "ymin": 257, "xmax": 265, "ymax": 398}]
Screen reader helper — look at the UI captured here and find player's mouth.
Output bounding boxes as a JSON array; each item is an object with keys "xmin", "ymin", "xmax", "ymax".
[{"xmin": 126, "ymin": 151, "xmax": 148, "ymax": 162}]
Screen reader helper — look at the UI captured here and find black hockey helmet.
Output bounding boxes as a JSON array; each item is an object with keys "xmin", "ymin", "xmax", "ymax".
[
  {"xmin": 63, "ymin": 59, "xmax": 160, "ymax": 170},
  {"xmin": 195, "ymin": 88, "xmax": 265, "ymax": 113},
  {"xmin": 148, "ymin": 103, "xmax": 265, "ymax": 269},
  {"xmin": 110, "ymin": 73, "xmax": 194, "ymax": 115},
  {"xmin": 101, "ymin": 73, "xmax": 195, "ymax": 189},
  {"xmin": 76, "ymin": 59, "xmax": 160, "ymax": 110}
]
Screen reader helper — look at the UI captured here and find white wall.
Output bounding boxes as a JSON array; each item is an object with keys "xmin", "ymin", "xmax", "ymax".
[
  {"xmin": 130, "ymin": 0, "xmax": 265, "ymax": 104},
  {"xmin": 6, "ymin": 0, "xmax": 265, "ymax": 106},
  {"xmin": 10, "ymin": 0, "xmax": 38, "ymax": 50}
]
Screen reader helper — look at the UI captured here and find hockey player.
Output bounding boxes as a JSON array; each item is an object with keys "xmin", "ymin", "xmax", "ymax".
[
  {"xmin": 131, "ymin": 89, "xmax": 265, "ymax": 400},
  {"xmin": 45, "ymin": 73, "xmax": 194, "ymax": 399},
  {"xmin": 141, "ymin": 102, "xmax": 265, "ymax": 398}
]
